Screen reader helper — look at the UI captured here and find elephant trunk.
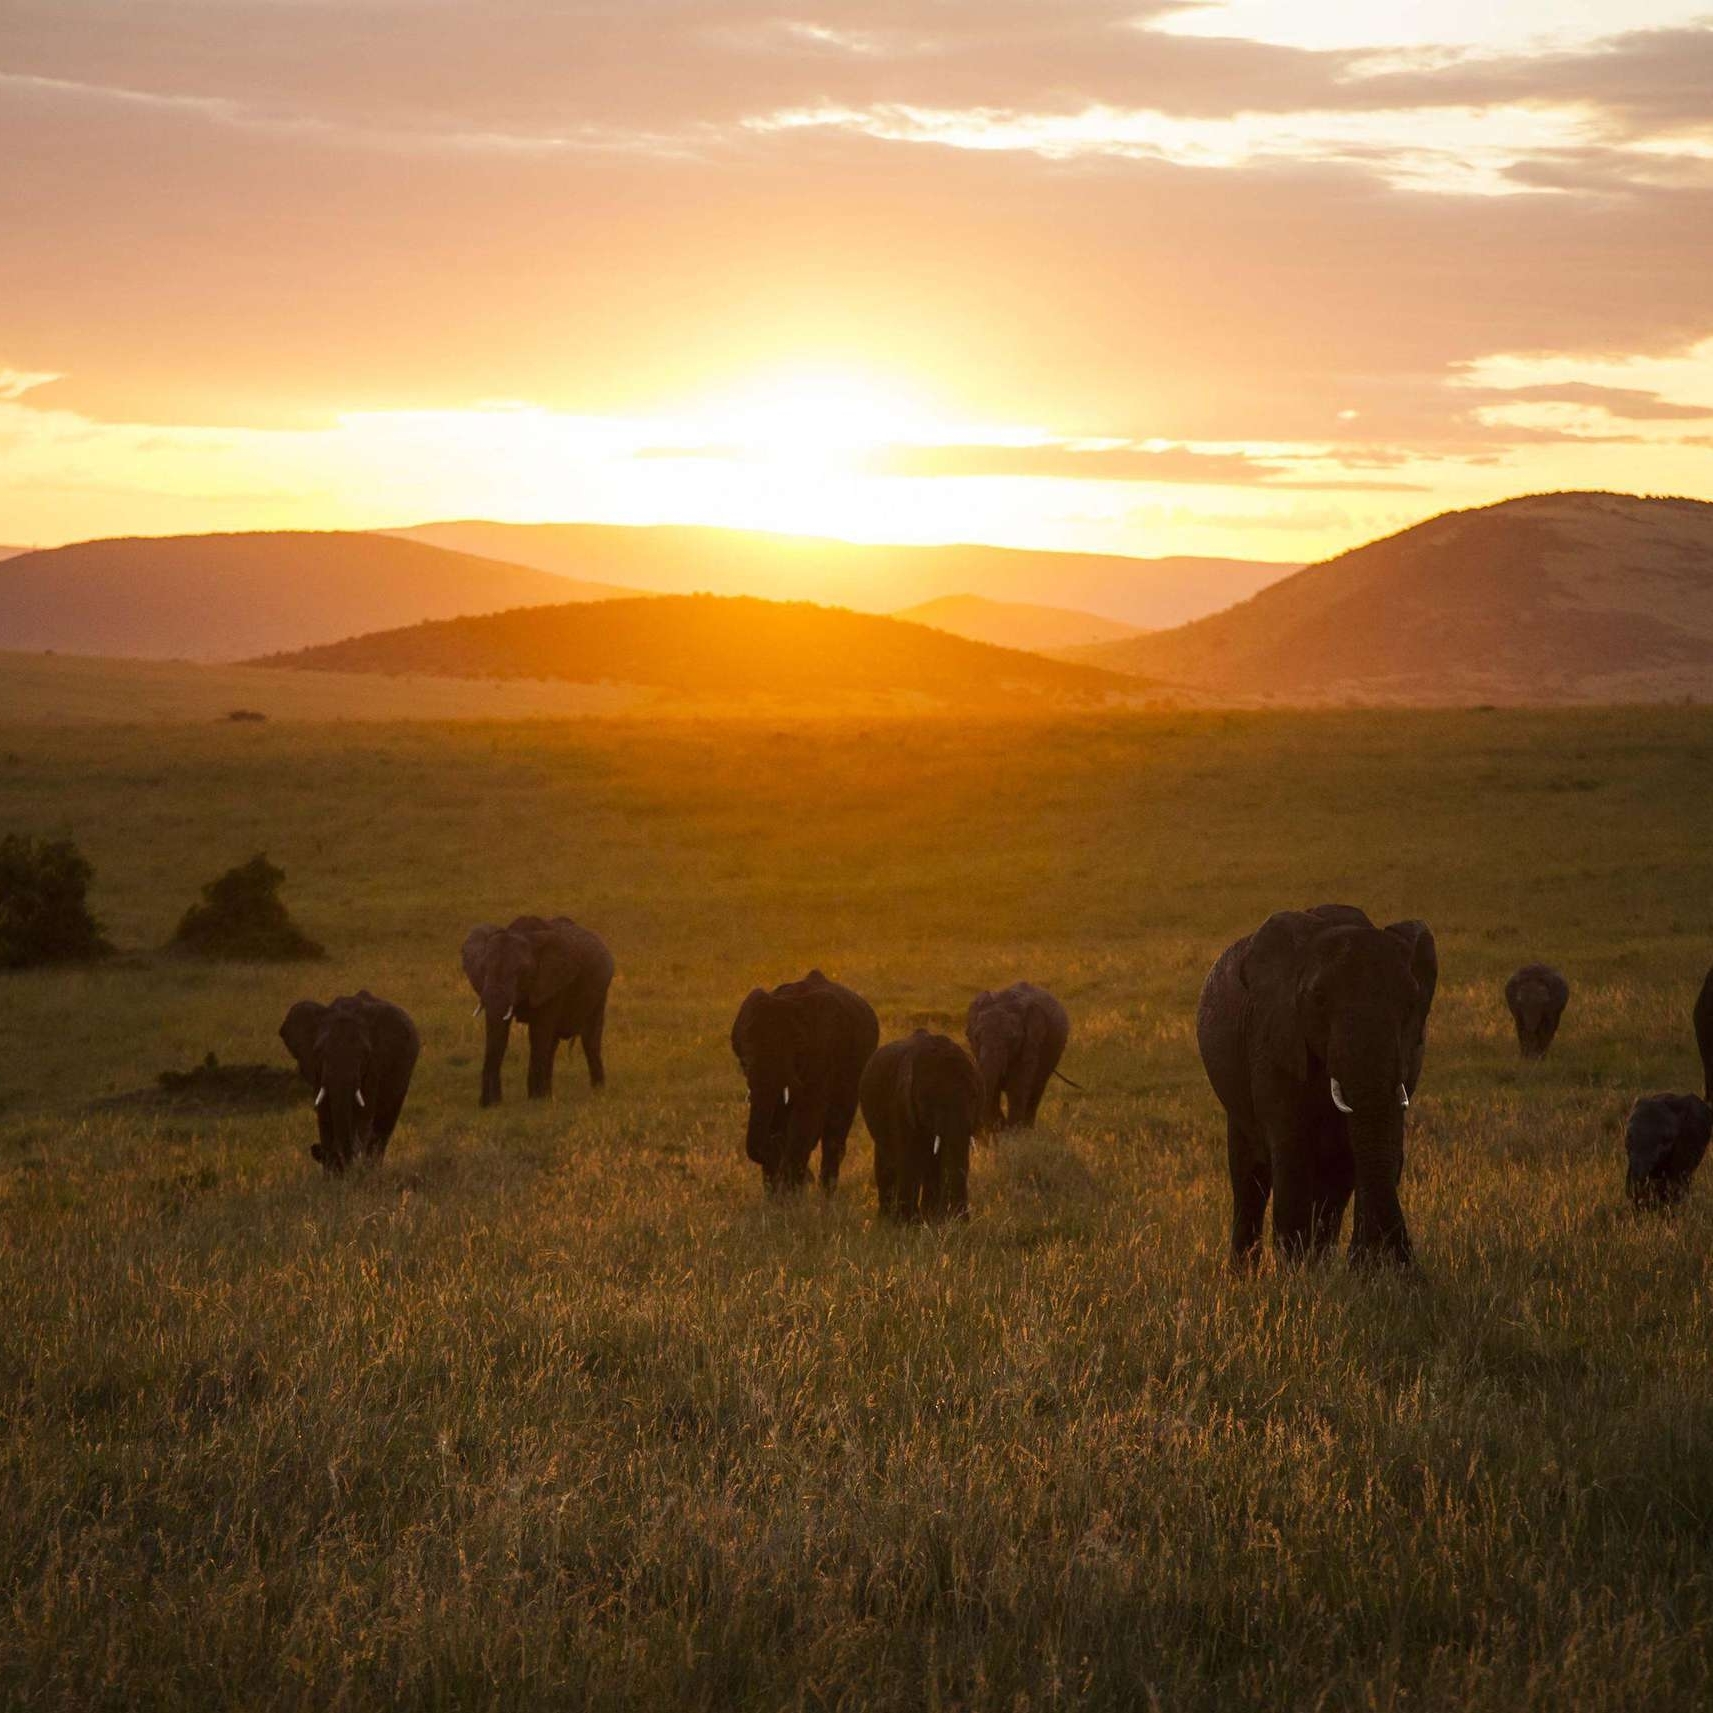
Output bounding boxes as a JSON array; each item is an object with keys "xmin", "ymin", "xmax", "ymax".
[
  {"xmin": 745, "ymin": 1087, "xmax": 784, "ymax": 1174},
  {"xmin": 1347, "ymin": 1104, "xmax": 1410, "ymax": 1263},
  {"xmin": 480, "ymin": 1004, "xmax": 511, "ymax": 1106}
]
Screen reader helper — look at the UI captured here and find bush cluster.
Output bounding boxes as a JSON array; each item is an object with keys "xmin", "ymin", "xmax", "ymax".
[
  {"xmin": 0, "ymin": 834, "xmax": 112, "ymax": 968},
  {"xmin": 170, "ymin": 853, "xmax": 325, "ymax": 961}
]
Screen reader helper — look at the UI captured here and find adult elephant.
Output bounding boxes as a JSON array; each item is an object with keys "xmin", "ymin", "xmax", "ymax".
[
  {"xmin": 462, "ymin": 915, "xmax": 613, "ymax": 1107},
  {"xmin": 279, "ymin": 991, "xmax": 420, "ymax": 1173},
  {"xmin": 966, "ymin": 982, "xmax": 1070, "ymax": 1131},
  {"xmin": 1197, "ymin": 904, "xmax": 1438, "ymax": 1267},
  {"xmin": 861, "ymin": 1030, "xmax": 984, "ymax": 1223},
  {"xmin": 730, "ymin": 969, "xmax": 878, "ymax": 1194},
  {"xmin": 1505, "ymin": 963, "xmax": 1570, "ymax": 1059},
  {"xmin": 1696, "ymin": 963, "xmax": 1713, "ymax": 1101}
]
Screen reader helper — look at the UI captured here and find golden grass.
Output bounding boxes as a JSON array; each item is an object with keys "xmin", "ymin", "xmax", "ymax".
[{"xmin": 2, "ymin": 705, "xmax": 1712, "ymax": 1707}]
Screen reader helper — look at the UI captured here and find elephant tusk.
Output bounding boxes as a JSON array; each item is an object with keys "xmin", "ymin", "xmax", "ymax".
[
  {"xmin": 355, "ymin": 1089, "xmax": 365, "ymax": 1109},
  {"xmin": 1398, "ymin": 1084, "xmax": 1410, "ymax": 1108},
  {"xmin": 502, "ymin": 1006, "xmax": 514, "ymax": 1023},
  {"xmin": 315, "ymin": 1086, "xmax": 326, "ymax": 1108},
  {"xmin": 782, "ymin": 1087, "xmax": 790, "ymax": 1106},
  {"xmin": 933, "ymin": 1134, "xmax": 941, "ymax": 1155},
  {"xmin": 472, "ymin": 1001, "xmax": 483, "ymax": 1017},
  {"xmin": 1330, "ymin": 1078, "xmax": 1354, "ymax": 1114}
]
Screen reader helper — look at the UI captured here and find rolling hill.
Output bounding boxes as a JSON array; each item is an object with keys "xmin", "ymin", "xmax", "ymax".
[
  {"xmin": 0, "ymin": 531, "xmax": 633, "ymax": 660},
  {"xmin": 256, "ymin": 593, "xmax": 1141, "ymax": 707},
  {"xmin": 393, "ymin": 520, "xmax": 1293, "ymax": 629},
  {"xmin": 1071, "ymin": 492, "xmax": 1713, "ymax": 705},
  {"xmin": 895, "ymin": 594, "xmax": 1141, "ymax": 651}
]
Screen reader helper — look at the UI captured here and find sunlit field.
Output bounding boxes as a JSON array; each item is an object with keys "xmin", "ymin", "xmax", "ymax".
[{"xmin": 4, "ymin": 705, "xmax": 1713, "ymax": 1709}]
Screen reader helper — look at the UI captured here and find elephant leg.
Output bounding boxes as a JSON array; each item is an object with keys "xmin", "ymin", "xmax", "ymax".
[
  {"xmin": 893, "ymin": 1159, "xmax": 925, "ymax": 1222},
  {"xmin": 581, "ymin": 993, "xmax": 608, "ymax": 1088},
  {"xmin": 1228, "ymin": 1117, "xmax": 1272, "ymax": 1269},
  {"xmin": 526, "ymin": 1019, "xmax": 557, "ymax": 1099},
  {"xmin": 820, "ymin": 1090, "xmax": 859, "ymax": 1194},
  {"xmin": 874, "ymin": 1144, "xmax": 900, "ymax": 1218},
  {"xmin": 1271, "ymin": 1138, "xmax": 1347, "ymax": 1263}
]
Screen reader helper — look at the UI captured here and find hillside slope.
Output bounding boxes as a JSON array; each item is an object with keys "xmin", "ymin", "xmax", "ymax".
[
  {"xmin": 394, "ymin": 520, "xmax": 1293, "ymax": 629},
  {"xmin": 256, "ymin": 593, "xmax": 1141, "ymax": 706},
  {"xmin": 0, "ymin": 532, "xmax": 633, "ymax": 660},
  {"xmin": 1072, "ymin": 493, "xmax": 1713, "ymax": 704},
  {"xmin": 896, "ymin": 594, "xmax": 1140, "ymax": 651}
]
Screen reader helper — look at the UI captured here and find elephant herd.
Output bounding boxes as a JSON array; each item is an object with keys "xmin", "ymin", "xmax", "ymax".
[{"xmin": 276, "ymin": 905, "xmax": 1713, "ymax": 1256}]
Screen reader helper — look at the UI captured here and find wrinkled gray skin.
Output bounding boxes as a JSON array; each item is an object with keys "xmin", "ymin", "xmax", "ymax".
[
  {"xmin": 966, "ymin": 982, "xmax": 1070, "ymax": 1131},
  {"xmin": 279, "ymin": 991, "xmax": 420, "ymax": 1174},
  {"xmin": 860, "ymin": 1030, "xmax": 984, "ymax": 1222},
  {"xmin": 1695, "ymin": 964, "xmax": 1713, "ymax": 1102},
  {"xmin": 731, "ymin": 970, "xmax": 878, "ymax": 1194},
  {"xmin": 1197, "ymin": 904, "xmax": 1438, "ymax": 1268},
  {"xmin": 462, "ymin": 915, "xmax": 614, "ymax": 1107},
  {"xmin": 1626, "ymin": 1093, "xmax": 1713, "ymax": 1207},
  {"xmin": 1505, "ymin": 963, "xmax": 1570, "ymax": 1059}
]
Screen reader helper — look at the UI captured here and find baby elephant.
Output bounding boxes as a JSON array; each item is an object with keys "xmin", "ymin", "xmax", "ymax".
[
  {"xmin": 861, "ymin": 1030, "xmax": 983, "ymax": 1223},
  {"xmin": 1505, "ymin": 964, "xmax": 1570, "ymax": 1058},
  {"xmin": 1626, "ymin": 1094, "xmax": 1713, "ymax": 1207},
  {"xmin": 279, "ymin": 991, "xmax": 420, "ymax": 1173},
  {"xmin": 966, "ymin": 982, "xmax": 1071, "ymax": 1131}
]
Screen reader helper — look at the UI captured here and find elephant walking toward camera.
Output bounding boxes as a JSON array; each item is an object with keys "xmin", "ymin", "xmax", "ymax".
[
  {"xmin": 462, "ymin": 916, "xmax": 614, "ymax": 1107},
  {"xmin": 279, "ymin": 991, "xmax": 420, "ymax": 1173},
  {"xmin": 1626, "ymin": 1093, "xmax": 1713, "ymax": 1207},
  {"xmin": 966, "ymin": 982, "xmax": 1070, "ymax": 1130},
  {"xmin": 861, "ymin": 1030, "xmax": 984, "ymax": 1223},
  {"xmin": 731, "ymin": 970, "xmax": 879, "ymax": 1194},
  {"xmin": 1197, "ymin": 904, "xmax": 1438, "ymax": 1267},
  {"xmin": 1506, "ymin": 963, "xmax": 1569, "ymax": 1059}
]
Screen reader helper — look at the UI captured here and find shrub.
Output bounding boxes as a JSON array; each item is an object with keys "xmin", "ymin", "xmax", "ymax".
[
  {"xmin": 0, "ymin": 834, "xmax": 112, "ymax": 968},
  {"xmin": 171, "ymin": 853, "xmax": 324, "ymax": 961}
]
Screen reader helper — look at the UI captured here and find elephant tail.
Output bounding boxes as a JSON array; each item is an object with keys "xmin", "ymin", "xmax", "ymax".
[{"xmin": 1051, "ymin": 1068, "xmax": 1086, "ymax": 1091}]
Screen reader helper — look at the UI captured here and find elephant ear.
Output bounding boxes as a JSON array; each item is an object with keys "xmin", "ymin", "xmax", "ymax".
[
  {"xmin": 1240, "ymin": 910, "xmax": 1322, "ymax": 1081},
  {"xmin": 461, "ymin": 925, "xmax": 500, "ymax": 996},
  {"xmin": 966, "ymin": 991, "xmax": 992, "ymax": 1035},
  {"xmin": 731, "ymin": 988, "xmax": 769, "ymax": 1066},
  {"xmin": 526, "ymin": 928, "xmax": 578, "ymax": 1007},
  {"xmin": 895, "ymin": 1047, "xmax": 918, "ymax": 1131},
  {"xmin": 1384, "ymin": 919, "xmax": 1439, "ymax": 1095},
  {"xmin": 279, "ymin": 1001, "xmax": 327, "ymax": 1083}
]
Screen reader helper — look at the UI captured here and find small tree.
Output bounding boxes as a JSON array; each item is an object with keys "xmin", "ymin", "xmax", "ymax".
[
  {"xmin": 171, "ymin": 853, "xmax": 324, "ymax": 961},
  {"xmin": 0, "ymin": 835, "xmax": 113, "ymax": 968}
]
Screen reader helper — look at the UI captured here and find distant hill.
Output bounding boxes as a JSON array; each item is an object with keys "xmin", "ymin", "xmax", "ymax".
[
  {"xmin": 0, "ymin": 547, "xmax": 26, "ymax": 562},
  {"xmin": 1070, "ymin": 493, "xmax": 1713, "ymax": 705},
  {"xmin": 256, "ymin": 593, "xmax": 1141, "ymax": 707},
  {"xmin": 0, "ymin": 532, "xmax": 633, "ymax": 660},
  {"xmin": 393, "ymin": 521, "xmax": 1293, "ymax": 629},
  {"xmin": 896, "ymin": 594, "xmax": 1141, "ymax": 651}
]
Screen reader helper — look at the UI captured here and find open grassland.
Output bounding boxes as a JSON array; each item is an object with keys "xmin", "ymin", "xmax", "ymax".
[{"xmin": 3, "ymin": 706, "xmax": 1713, "ymax": 1709}]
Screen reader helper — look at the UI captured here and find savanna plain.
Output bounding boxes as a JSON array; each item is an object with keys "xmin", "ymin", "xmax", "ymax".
[{"xmin": 4, "ymin": 700, "xmax": 1713, "ymax": 1710}]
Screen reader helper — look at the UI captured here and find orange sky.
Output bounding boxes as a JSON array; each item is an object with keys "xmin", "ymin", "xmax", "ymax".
[{"xmin": 3, "ymin": 1, "xmax": 1712, "ymax": 566}]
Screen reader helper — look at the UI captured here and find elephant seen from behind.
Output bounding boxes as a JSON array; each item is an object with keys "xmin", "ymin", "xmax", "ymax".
[
  {"xmin": 279, "ymin": 991, "xmax": 420, "ymax": 1173},
  {"xmin": 861, "ymin": 1030, "xmax": 984, "ymax": 1223},
  {"xmin": 462, "ymin": 915, "xmax": 614, "ymax": 1107},
  {"xmin": 1197, "ymin": 904, "xmax": 1438, "ymax": 1267},
  {"xmin": 730, "ymin": 969, "xmax": 879, "ymax": 1194},
  {"xmin": 966, "ymin": 982, "xmax": 1070, "ymax": 1131},
  {"xmin": 1505, "ymin": 963, "xmax": 1569, "ymax": 1059}
]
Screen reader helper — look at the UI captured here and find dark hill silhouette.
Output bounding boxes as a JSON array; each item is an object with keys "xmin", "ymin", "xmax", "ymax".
[
  {"xmin": 255, "ymin": 593, "xmax": 1141, "ymax": 706},
  {"xmin": 895, "ymin": 594, "xmax": 1141, "ymax": 651},
  {"xmin": 1070, "ymin": 493, "xmax": 1713, "ymax": 704},
  {"xmin": 393, "ymin": 520, "xmax": 1293, "ymax": 629},
  {"xmin": 0, "ymin": 531, "xmax": 632, "ymax": 660}
]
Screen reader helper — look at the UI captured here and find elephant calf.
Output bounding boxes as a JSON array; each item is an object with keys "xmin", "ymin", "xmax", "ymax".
[
  {"xmin": 731, "ymin": 970, "xmax": 878, "ymax": 1193},
  {"xmin": 1505, "ymin": 963, "xmax": 1570, "ymax": 1059},
  {"xmin": 967, "ymin": 982, "xmax": 1070, "ymax": 1131},
  {"xmin": 279, "ymin": 991, "xmax": 420, "ymax": 1173},
  {"xmin": 1626, "ymin": 1093, "xmax": 1713, "ymax": 1207},
  {"xmin": 860, "ymin": 1030, "xmax": 984, "ymax": 1223},
  {"xmin": 462, "ymin": 915, "xmax": 614, "ymax": 1107},
  {"xmin": 1197, "ymin": 904, "xmax": 1438, "ymax": 1267}
]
